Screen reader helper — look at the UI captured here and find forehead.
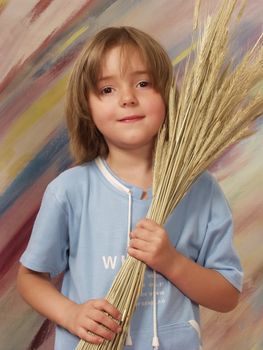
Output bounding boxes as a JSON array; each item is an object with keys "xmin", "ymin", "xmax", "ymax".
[{"xmin": 99, "ymin": 45, "xmax": 148, "ymax": 78}]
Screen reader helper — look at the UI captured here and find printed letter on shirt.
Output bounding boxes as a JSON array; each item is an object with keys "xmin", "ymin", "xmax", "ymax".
[{"xmin": 102, "ymin": 256, "xmax": 117, "ymax": 269}]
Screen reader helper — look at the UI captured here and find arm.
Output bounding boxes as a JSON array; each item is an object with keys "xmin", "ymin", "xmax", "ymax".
[
  {"xmin": 163, "ymin": 249, "xmax": 240, "ymax": 312},
  {"xmin": 17, "ymin": 265, "xmax": 122, "ymax": 344},
  {"xmin": 128, "ymin": 219, "xmax": 240, "ymax": 312}
]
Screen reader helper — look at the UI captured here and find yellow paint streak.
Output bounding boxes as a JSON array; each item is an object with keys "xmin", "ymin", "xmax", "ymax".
[
  {"xmin": 0, "ymin": 100, "xmax": 65, "ymax": 192},
  {"xmin": 8, "ymin": 154, "xmax": 33, "ymax": 181},
  {"xmin": 0, "ymin": 0, "xmax": 8, "ymax": 7},
  {"xmin": 1, "ymin": 75, "xmax": 68, "ymax": 148},
  {"xmin": 57, "ymin": 26, "xmax": 88, "ymax": 54},
  {"xmin": 172, "ymin": 43, "xmax": 196, "ymax": 66},
  {"xmin": 0, "ymin": 74, "xmax": 69, "ymax": 185}
]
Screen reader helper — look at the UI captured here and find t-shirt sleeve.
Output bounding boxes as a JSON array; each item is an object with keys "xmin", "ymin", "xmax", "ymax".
[
  {"xmin": 196, "ymin": 176, "xmax": 243, "ymax": 292},
  {"xmin": 20, "ymin": 183, "xmax": 69, "ymax": 278}
]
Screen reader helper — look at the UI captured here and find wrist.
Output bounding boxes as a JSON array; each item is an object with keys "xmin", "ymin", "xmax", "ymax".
[
  {"xmin": 57, "ymin": 298, "xmax": 78, "ymax": 333},
  {"xmin": 163, "ymin": 249, "xmax": 186, "ymax": 285}
]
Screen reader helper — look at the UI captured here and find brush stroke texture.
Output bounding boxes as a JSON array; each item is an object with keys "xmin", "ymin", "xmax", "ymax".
[{"xmin": 0, "ymin": 1, "xmax": 262, "ymax": 349}]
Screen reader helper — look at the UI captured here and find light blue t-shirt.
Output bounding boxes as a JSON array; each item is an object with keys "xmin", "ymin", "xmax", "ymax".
[{"xmin": 20, "ymin": 159, "xmax": 243, "ymax": 350}]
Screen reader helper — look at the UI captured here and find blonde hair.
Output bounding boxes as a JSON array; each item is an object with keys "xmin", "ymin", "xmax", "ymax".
[{"xmin": 66, "ymin": 26, "xmax": 174, "ymax": 164}]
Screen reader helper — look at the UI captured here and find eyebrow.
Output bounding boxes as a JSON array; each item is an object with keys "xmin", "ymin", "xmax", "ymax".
[{"xmin": 98, "ymin": 70, "xmax": 149, "ymax": 82}]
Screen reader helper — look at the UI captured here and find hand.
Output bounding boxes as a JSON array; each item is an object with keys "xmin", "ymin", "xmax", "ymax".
[
  {"xmin": 66, "ymin": 299, "xmax": 122, "ymax": 344},
  {"xmin": 128, "ymin": 218, "xmax": 176, "ymax": 275}
]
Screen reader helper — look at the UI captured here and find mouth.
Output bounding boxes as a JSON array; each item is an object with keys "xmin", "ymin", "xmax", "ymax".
[{"xmin": 118, "ymin": 115, "xmax": 145, "ymax": 123}]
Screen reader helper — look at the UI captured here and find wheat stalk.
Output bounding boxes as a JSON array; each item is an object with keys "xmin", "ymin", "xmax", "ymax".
[{"xmin": 75, "ymin": 1, "xmax": 263, "ymax": 349}]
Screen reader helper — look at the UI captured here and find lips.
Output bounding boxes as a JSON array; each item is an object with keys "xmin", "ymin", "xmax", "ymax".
[{"xmin": 118, "ymin": 115, "xmax": 145, "ymax": 122}]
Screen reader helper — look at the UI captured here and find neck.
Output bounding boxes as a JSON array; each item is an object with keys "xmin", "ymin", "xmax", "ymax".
[{"xmin": 106, "ymin": 145, "xmax": 154, "ymax": 190}]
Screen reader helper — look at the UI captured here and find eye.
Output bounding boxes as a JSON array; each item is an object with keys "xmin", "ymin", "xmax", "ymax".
[
  {"xmin": 100, "ymin": 86, "xmax": 114, "ymax": 95},
  {"xmin": 137, "ymin": 80, "xmax": 151, "ymax": 88}
]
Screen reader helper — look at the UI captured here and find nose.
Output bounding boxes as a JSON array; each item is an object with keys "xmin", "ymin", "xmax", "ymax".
[{"xmin": 119, "ymin": 88, "xmax": 137, "ymax": 107}]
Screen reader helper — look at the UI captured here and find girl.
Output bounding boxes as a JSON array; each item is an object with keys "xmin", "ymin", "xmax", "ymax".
[{"xmin": 17, "ymin": 26, "xmax": 243, "ymax": 350}]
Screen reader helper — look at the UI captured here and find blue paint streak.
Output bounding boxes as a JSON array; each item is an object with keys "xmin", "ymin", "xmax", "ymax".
[{"xmin": 0, "ymin": 127, "xmax": 72, "ymax": 215}]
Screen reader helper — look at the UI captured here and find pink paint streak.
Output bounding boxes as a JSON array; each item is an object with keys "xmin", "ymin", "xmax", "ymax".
[{"xmin": 29, "ymin": 0, "xmax": 54, "ymax": 24}]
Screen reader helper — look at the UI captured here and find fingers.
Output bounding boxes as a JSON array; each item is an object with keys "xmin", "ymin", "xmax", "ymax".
[
  {"xmin": 83, "ymin": 318, "xmax": 120, "ymax": 342},
  {"xmin": 130, "ymin": 227, "xmax": 152, "ymax": 242},
  {"xmin": 130, "ymin": 222, "xmax": 165, "ymax": 243},
  {"xmin": 90, "ymin": 307, "xmax": 121, "ymax": 335},
  {"xmin": 78, "ymin": 327, "xmax": 104, "ymax": 344},
  {"xmin": 76, "ymin": 299, "xmax": 122, "ymax": 344},
  {"xmin": 128, "ymin": 219, "xmax": 172, "ymax": 271},
  {"xmin": 136, "ymin": 218, "xmax": 159, "ymax": 231},
  {"xmin": 129, "ymin": 219, "xmax": 163, "ymax": 258},
  {"xmin": 129, "ymin": 235, "xmax": 152, "ymax": 251},
  {"xmin": 93, "ymin": 299, "xmax": 121, "ymax": 322},
  {"xmin": 128, "ymin": 246, "xmax": 151, "ymax": 264},
  {"xmin": 133, "ymin": 219, "xmax": 165, "ymax": 238}
]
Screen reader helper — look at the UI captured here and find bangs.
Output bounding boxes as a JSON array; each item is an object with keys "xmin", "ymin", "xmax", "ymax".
[
  {"xmin": 85, "ymin": 43, "xmax": 157, "ymax": 95},
  {"xmin": 95, "ymin": 43, "xmax": 156, "ymax": 91},
  {"xmin": 110, "ymin": 44, "xmax": 152, "ymax": 80},
  {"xmin": 81, "ymin": 27, "xmax": 173, "ymax": 101}
]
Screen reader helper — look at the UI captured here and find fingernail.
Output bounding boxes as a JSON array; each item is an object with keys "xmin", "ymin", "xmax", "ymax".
[{"xmin": 117, "ymin": 326, "xmax": 122, "ymax": 333}]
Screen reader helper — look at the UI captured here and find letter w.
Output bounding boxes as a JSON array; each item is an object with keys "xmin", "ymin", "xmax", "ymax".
[{"xmin": 102, "ymin": 256, "xmax": 117, "ymax": 269}]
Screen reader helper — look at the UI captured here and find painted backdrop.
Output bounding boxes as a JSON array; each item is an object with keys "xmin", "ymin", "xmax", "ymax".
[{"xmin": 0, "ymin": 1, "xmax": 262, "ymax": 349}]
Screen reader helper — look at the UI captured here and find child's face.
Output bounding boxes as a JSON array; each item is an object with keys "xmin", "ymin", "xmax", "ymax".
[{"xmin": 88, "ymin": 45, "xmax": 166, "ymax": 154}]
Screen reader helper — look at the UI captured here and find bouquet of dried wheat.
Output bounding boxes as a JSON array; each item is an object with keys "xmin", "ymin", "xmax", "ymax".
[{"xmin": 76, "ymin": 0, "xmax": 263, "ymax": 349}]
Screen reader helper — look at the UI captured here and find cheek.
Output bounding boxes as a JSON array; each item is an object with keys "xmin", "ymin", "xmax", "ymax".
[
  {"xmin": 151, "ymin": 96, "xmax": 166, "ymax": 122},
  {"xmin": 88, "ymin": 96, "xmax": 108, "ymax": 127}
]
